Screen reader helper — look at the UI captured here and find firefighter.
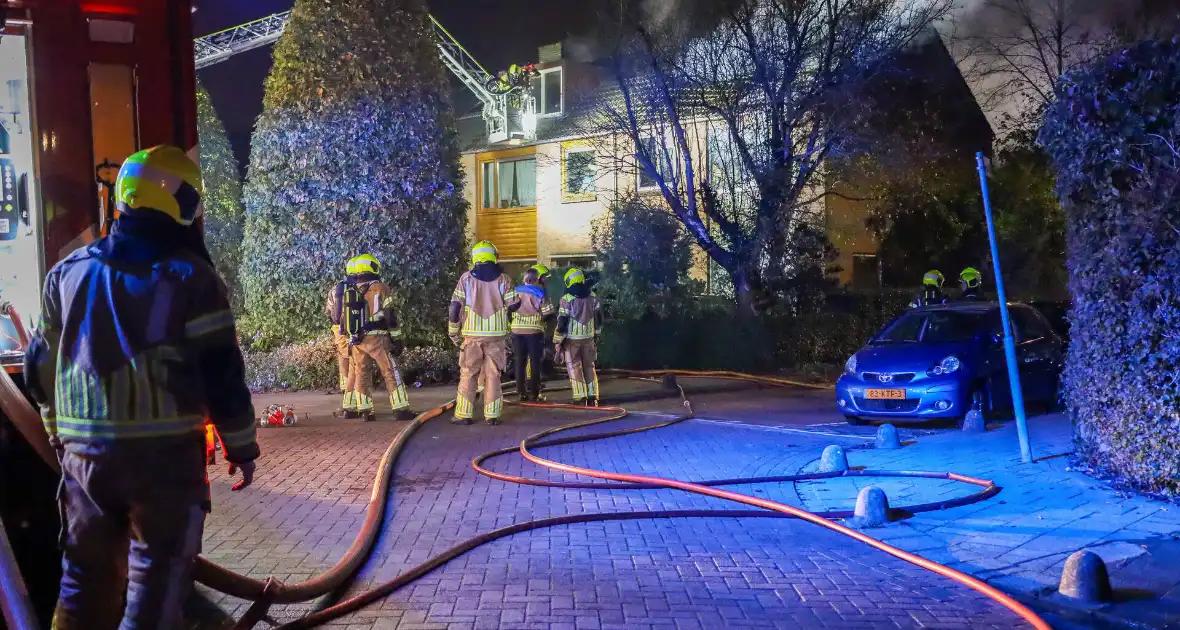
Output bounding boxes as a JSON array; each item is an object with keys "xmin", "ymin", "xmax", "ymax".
[
  {"xmin": 327, "ymin": 258, "xmax": 360, "ymax": 396},
  {"xmin": 340, "ymin": 254, "xmax": 415, "ymax": 422},
  {"xmin": 512, "ymin": 267, "xmax": 555, "ymax": 402},
  {"xmin": 909, "ymin": 270, "xmax": 947, "ymax": 308},
  {"xmin": 553, "ymin": 268, "xmax": 603, "ymax": 406},
  {"xmin": 448, "ymin": 241, "xmax": 520, "ymax": 425},
  {"xmin": 526, "ymin": 263, "xmax": 554, "ymax": 392},
  {"xmin": 23, "ymin": 146, "xmax": 259, "ymax": 629},
  {"xmin": 959, "ymin": 267, "xmax": 983, "ymax": 300}
]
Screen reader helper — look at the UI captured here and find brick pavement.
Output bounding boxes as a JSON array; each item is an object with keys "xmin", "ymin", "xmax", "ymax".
[
  {"xmin": 197, "ymin": 381, "xmax": 1030, "ymax": 628},
  {"xmin": 790, "ymin": 413, "xmax": 1180, "ymax": 627}
]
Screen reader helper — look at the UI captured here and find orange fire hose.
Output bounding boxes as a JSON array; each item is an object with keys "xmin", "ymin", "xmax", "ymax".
[
  {"xmin": 273, "ymin": 373, "xmax": 1049, "ymax": 630},
  {"xmin": 2, "ymin": 367, "xmax": 1048, "ymax": 629}
]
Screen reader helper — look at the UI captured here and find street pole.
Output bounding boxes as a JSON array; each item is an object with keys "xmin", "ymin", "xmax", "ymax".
[{"xmin": 975, "ymin": 152, "xmax": 1032, "ymax": 464}]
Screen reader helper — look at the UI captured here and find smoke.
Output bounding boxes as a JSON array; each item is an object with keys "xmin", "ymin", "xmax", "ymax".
[{"xmin": 642, "ymin": 0, "xmax": 681, "ymax": 27}]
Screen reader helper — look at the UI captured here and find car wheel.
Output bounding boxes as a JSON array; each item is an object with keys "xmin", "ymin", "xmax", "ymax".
[{"xmin": 844, "ymin": 415, "xmax": 866, "ymax": 426}]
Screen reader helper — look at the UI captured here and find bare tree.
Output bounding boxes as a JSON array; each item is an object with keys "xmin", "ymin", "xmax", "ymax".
[
  {"xmin": 952, "ymin": 0, "xmax": 1179, "ymax": 134},
  {"xmin": 581, "ymin": 0, "xmax": 952, "ymax": 313}
]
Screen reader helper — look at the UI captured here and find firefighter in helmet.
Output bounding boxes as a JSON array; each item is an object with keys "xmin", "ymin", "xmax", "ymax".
[
  {"xmin": 340, "ymin": 253, "xmax": 415, "ymax": 421},
  {"xmin": 909, "ymin": 270, "xmax": 947, "ymax": 308},
  {"xmin": 326, "ymin": 258, "xmax": 361, "ymax": 395},
  {"xmin": 24, "ymin": 146, "xmax": 259, "ymax": 628},
  {"xmin": 959, "ymin": 267, "xmax": 983, "ymax": 300},
  {"xmin": 554, "ymin": 267, "xmax": 603, "ymax": 406},
  {"xmin": 448, "ymin": 240, "xmax": 520, "ymax": 424}
]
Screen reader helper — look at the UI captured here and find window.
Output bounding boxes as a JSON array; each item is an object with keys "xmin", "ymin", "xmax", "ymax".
[
  {"xmin": 636, "ymin": 136, "xmax": 671, "ymax": 192},
  {"xmin": 851, "ymin": 254, "xmax": 880, "ymax": 290},
  {"xmin": 499, "ymin": 158, "xmax": 536, "ymax": 208},
  {"xmin": 532, "ymin": 67, "xmax": 562, "ymax": 116},
  {"xmin": 562, "ymin": 144, "xmax": 595, "ymax": 202},
  {"xmin": 481, "ymin": 162, "xmax": 494, "ymax": 209},
  {"xmin": 479, "ymin": 156, "xmax": 537, "ymax": 210},
  {"xmin": 874, "ymin": 312, "xmax": 986, "ymax": 345},
  {"xmin": 1012, "ymin": 308, "xmax": 1053, "ymax": 342}
]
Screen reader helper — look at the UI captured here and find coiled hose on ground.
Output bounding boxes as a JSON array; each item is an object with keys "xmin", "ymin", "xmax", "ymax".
[{"xmin": 0, "ymin": 369, "xmax": 1049, "ymax": 630}]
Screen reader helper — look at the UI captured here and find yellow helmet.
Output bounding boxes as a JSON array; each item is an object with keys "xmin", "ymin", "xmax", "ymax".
[
  {"xmin": 564, "ymin": 267, "xmax": 585, "ymax": 287},
  {"xmin": 471, "ymin": 240, "xmax": 498, "ymax": 265},
  {"xmin": 531, "ymin": 263, "xmax": 551, "ymax": 279},
  {"xmin": 960, "ymin": 267, "xmax": 982, "ymax": 288},
  {"xmin": 350, "ymin": 253, "xmax": 381, "ymax": 275},
  {"xmin": 115, "ymin": 146, "xmax": 204, "ymax": 226},
  {"xmin": 922, "ymin": 270, "xmax": 945, "ymax": 287}
]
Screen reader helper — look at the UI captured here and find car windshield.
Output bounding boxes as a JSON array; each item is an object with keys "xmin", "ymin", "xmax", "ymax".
[{"xmin": 873, "ymin": 311, "xmax": 985, "ymax": 344}]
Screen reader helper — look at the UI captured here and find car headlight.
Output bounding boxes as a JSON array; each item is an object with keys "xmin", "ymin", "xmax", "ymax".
[
  {"xmin": 927, "ymin": 355, "xmax": 961, "ymax": 376},
  {"xmin": 844, "ymin": 354, "xmax": 858, "ymax": 375}
]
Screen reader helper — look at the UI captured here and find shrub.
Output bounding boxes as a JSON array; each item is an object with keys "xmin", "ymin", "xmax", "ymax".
[
  {"xmin": 598, "ymin": 290, "xmax": 912, "ymax": 372},
  {"xmin": 591, "ymin": 196, "xmax": 702, "ymax": 320},
  {"xmin": 243, "ymin": 336, "xmax": 458, "ymax": 392},
  {"xmin": 1039, "ymin": 38, "xmax": 1180, "ymax": 495},
  {"xmin": 196, "ymin": 82, "xmax": 245, "ymax": 312},
  {"xmin": 241, "ymin": 0, "xmax": 466, "ymax": 348}
]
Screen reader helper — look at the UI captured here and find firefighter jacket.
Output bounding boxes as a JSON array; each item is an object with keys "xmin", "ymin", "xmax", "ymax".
[
  {"xmin": 511, "ymin": 284, "xmax": 554, "ymax": 334},
  {"xmin": 448, "ymin": 263, "xmax": 518, "ymax": 337},
  {"xmin": 23, "ymin": 215, "xmax": 259, "ymax": 464},
  {"xmin": 352, "ymin": 276, "xmax": 402, "ymax": 339},
  {"xmin": 553, "ymin": 284, "xmax": 602, "ymax": 344},
  {"xmin": 909, "ymin": 287, "xmax": 946, "ymax": 309}
]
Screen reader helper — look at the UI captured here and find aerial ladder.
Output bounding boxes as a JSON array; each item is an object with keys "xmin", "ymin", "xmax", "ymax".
[{"xmin": 193, "ymin": 11, "xmax": 536, "ymax": 143}]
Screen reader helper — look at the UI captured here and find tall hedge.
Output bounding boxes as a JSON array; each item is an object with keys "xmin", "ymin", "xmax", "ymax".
[
  {"xmin": 241, "ymin": 0, "xmax": 466, "ymax": 347},
  {"xmin": 1039, "ymin": 39, "xmax": 1180, "ymax": 495},
  {"xmin": 196, "ymin": 82, "xmax": 245, "ymax": 312}
]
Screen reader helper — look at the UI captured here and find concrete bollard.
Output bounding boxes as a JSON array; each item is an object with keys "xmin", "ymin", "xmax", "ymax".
[
  {"xmin": 875, "ymin": 424, "xmax": 901, "ymax": 449},
  {"xmin": 819, "ymin": 445, "xmax": 849, "ymax": 473},
  {"xmin": 854, "ymin": 486, "xmax": 890, "ymax": 527},
  {"xmin": 961, "ymin": 408, "xmax": 986, "ymax": 433},
  {"xmin": 662, "ymin": 374, "xmax": 678, "ymax": 391},
  {"xmin": 1059, "ymin": 550, "xmax": 1112, "ymax": 603}
]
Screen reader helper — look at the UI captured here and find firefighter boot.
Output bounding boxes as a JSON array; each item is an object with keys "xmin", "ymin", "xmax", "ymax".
[{"xmin": 395, "ymin": 409, "xmax": 417, "ymax": 422}]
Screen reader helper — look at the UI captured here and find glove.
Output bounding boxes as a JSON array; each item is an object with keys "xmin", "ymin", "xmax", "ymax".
[
  {"xmin": 228, "ymin": 460, "xmax": 256, "ymax": 492},
  {"xmin": 450, "ymin": 334, "xmax": 462, "ymax": 347},
  {"xmin": 389, "ymin": 339, "xmax": 405, "ymax": 355}
]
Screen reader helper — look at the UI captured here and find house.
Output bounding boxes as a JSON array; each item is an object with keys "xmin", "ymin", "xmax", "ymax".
[{"xmin": 454, "ymin": 32, "xmax": 993, "ymax": 289}]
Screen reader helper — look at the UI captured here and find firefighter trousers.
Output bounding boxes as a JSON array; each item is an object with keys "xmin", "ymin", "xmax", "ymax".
[
  {"xmin": 512, "ymin": 332, "xmax": 544, "ymax": 399},
  {"xmin": 562, "ymin": 338, "xmax": 598, "ymax": 401},
  {"xmin": 457, "ymin": 336, "xmax": 507, "ymax": 420},
  {"xmin": 343, "ymin": 335, "xmax": 410, "ymax": 412},
  {"xmin": 332, "ymin": 329, "xmax": 351, "ymax": 391},
  {"xmin": 52, "ymin": 438, "xmax": 209, "ymax": 630}
]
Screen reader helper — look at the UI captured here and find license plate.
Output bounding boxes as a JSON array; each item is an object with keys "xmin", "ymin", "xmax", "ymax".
[{"xmin": 865, "ymin": 389, "xmax": 906, "ymax": 400}]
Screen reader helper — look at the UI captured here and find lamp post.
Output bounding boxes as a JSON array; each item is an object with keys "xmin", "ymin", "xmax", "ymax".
[{"xmin": 975, "ymin": 151, "xmax": 1032, "ymax": 464}]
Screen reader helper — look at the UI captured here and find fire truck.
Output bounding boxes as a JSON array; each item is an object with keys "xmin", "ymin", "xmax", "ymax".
[{"xmin": 0, "ymin": 1, "xmax": 198, "ymax": 626}]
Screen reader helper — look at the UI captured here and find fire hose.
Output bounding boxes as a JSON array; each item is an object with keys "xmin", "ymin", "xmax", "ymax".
[{"xmin": 0, "ymin": 369, "xmax": 1050, "ymax": 630}]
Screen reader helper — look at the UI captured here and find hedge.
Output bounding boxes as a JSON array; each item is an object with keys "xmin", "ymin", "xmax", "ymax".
[
  {"xmin": 1039, "ymin": 38, "xmax": 1180, "ymax": 495},
  {"xmin": 245, "ymin": 335, "xmax": 457, "ymax": 392},
  {"xmin": 598, "ymin": 291, "xmax": 912, "ymax": 371}
]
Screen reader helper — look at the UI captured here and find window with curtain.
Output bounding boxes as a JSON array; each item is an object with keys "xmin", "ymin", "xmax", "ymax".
[
  {"xmin": 497, "ymin": 158, "xmax": 536, "ymax": 209},
  {"xmin": 481, "ymin": 162, "xmax": 495, "ymax": 209}
]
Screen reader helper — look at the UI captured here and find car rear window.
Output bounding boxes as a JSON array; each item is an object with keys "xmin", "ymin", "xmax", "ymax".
[{"xmin": 874, "ymin": 311, "xmax": 986, "ymax": 344}]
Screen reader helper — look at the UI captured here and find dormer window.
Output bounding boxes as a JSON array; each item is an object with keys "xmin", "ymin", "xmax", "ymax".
[{"xmin": 532, "ymin": 67, "xmax": 563, "ymax": 116}]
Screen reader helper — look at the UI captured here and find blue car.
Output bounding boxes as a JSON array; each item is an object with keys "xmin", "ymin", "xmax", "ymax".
[{"xmin": 835, "ymin": 302, "xmax": 1064, "ymax": 427}]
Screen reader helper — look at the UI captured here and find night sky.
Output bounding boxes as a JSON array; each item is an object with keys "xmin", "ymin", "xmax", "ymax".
[{"xmin": 192, "ymin": 0, "xmax": 607, "ymax": 172}]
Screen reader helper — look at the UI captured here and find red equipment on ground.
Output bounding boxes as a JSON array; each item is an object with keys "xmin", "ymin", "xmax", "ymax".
[{"xmin": 259, "ymin": 405, "xmax": 298, "ymax": 428}]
